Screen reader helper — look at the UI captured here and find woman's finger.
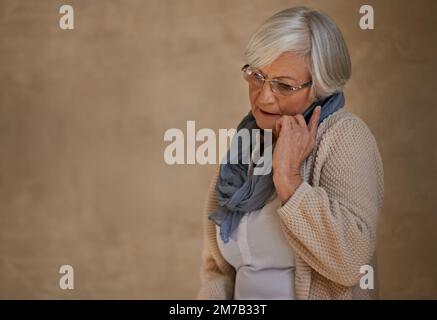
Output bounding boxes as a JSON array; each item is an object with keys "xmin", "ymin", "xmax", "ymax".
[
  {"xmin": 308, "ymin": 106, "xmax": 321, "ymax": 137},
  {"xmin": 288, "ymin": 115, "xmax": 298, "ymax": 129},
  {"xmin": 274, "ymin": 117, "xmax": 283, "ymax": 137},
  {"xmin": 294, "ymin": 114, "xmax": 307, "ymax": 127}
]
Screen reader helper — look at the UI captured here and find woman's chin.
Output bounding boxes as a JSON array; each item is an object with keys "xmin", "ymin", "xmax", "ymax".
[{"xmin": 253, "ymin": 113, "xmax": 278, "ymax": 131}]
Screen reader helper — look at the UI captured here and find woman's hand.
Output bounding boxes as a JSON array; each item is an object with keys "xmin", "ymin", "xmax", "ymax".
[{"xmin": 272, "ymin": 106, "xmax": 321, "ymax": 204}]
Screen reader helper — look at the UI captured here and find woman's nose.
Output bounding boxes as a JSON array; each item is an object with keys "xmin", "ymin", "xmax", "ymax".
[{"xmin": 257, "ymin": 81, "xmax": 276, "ymax": 105}]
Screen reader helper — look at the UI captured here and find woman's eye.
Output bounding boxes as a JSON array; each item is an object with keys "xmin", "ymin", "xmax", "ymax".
[{"xmin": 277, "ymin": 82, "xmax": 294, "ymax": 92}]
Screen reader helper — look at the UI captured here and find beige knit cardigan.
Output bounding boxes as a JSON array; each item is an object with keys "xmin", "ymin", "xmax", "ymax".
[{"xmin": 197, "ymin": 109, "xmax": 384, "ymax": 300}]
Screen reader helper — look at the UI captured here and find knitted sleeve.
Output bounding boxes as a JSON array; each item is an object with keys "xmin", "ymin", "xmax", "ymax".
[
  {"xmin": 277, "ymin": 117, "xmax": 384, "ymax": 287},
  {"xmin": 196, "ymin": 166, "xmax": 235, "ymax": 299}
]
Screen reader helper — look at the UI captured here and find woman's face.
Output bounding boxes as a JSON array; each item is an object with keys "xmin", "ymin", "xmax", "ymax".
[{"xmin": 248, "ymin": 52, "xmax": 313, "ymax": 131}]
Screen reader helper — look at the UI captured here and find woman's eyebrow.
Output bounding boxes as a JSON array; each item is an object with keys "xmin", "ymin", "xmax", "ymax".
[
  {"xmin": 275, "ymin": 75, "xmax": 298, "ymax": 81},
  {"xmin": 258, "ymin": 67, "xmax": 298, "ymax": 81}
]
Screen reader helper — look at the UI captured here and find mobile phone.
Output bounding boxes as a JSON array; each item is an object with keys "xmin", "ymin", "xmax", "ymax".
[
  {"xmin": 302, "ymin": 94, "xmax": 331, "ymax": 124},
  {"xmin": 302, "ymin": 101, "xmax": 320, "ymax": 124}
]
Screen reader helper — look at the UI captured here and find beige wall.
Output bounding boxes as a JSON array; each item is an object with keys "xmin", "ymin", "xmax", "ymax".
[{"xmin": 0, "ymin": 0, "xmax": 436, "ymax": 299}]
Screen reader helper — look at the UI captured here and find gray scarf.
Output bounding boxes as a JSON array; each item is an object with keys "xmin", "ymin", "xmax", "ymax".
[{"xmin": 209, "ymin": 92, "xmax": 345, "ymax": 243}]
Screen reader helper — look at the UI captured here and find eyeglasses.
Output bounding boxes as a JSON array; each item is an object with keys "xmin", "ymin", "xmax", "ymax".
[{"xmin": 241, "ymin": 64, "xmax": 312, "ymax": 96}]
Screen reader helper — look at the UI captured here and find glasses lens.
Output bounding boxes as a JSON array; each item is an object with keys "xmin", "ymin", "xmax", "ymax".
[
  {"xmin": 272, "ymin": 81, "xmax": 295, "ymax": 95},
  {"xmin": 242, "ymin": 65, "xmax": 311, "ymax": 96},
  {"xmin": 244, "ymin": 68, "xmax": 264, "ymax": 87}
]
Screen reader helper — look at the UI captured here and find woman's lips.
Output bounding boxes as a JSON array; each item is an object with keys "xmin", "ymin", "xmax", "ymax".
[{"xmin": 259, "ymin": 108, "xmax": 280, "ymax": 116}]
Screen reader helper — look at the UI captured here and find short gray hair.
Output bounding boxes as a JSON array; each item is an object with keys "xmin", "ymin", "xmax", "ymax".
[{"xmin": 244, "ymin": 6, "xmax": 351, "ymax": 99}]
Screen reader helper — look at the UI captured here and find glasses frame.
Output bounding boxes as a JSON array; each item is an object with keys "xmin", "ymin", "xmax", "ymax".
[{"xmin": 241, "ymin": 64, "xmax": 312, "ymax": 96}]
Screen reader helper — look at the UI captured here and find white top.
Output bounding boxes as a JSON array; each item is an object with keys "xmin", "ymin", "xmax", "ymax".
[
  {"xmin": 216, "ymin": 194, "xmax": 296, "ymax": 300},
  {"xmin": 216, "ymin": 131, "xmax": 296, "ymax": 300}
]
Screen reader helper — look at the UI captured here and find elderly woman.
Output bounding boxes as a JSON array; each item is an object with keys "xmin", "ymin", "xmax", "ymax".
[{"xmin": 197, "ymin": 7, "xmax": 384, "ymax": 300}]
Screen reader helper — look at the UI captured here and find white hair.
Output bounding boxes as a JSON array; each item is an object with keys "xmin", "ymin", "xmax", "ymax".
[{"xmin": 244, "ymin": 6, "xmax": 351, "ymax": 99}]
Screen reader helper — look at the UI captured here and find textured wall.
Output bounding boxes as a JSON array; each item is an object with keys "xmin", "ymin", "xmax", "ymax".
[{"xmin": 0, "ymin": 0, "xmax": 436, "ymax": 299}]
